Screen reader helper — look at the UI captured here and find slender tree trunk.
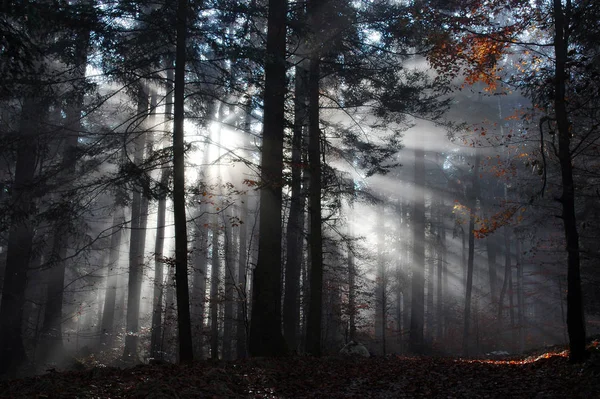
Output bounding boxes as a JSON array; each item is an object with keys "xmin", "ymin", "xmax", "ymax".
[
  {"xmin": 162, "ymin": 261, "xmax": 176, "ymax": 360},
  {"xmin": 498, "ymin": 226, "xmax": 511, "ymax": 321},
  {"xmin": 210, "ymin": 214, "xmax": 220, "ymax": 360},
  {"xmin": 248, "ymin": 0, "xmax": 288, "ymax": 357},
  {"xmin": 409, "ymin": 144, "xmax": 425, "ymax": 354},
  {"xmin": 436, "ymin": 207, "xmax": 444, "ymax": 344},
  {"xmin": 305, "ymin": 54, "xmax": 323, "ymax": 357},
  {"xmin": 348, "ymin": 240, "xmax": 357, "ymax": 342},
  {"xmin": 462, "ymin": 154, "xmax": 480, "ymax": 356},
  {"xmin": 150, "ymin": 168, "xmax": 169, "ymax": 359},
  {"xmin": 516, "ymin": 238, "xmax": 525, "ymax": 353},
  {"xmin": 150, "ymin": 62, "xmax": 174, "ymax": 360},
  {"xmin": 100, "ymin": 209, "xmax": 125, "ymax": 346},
  {"xmin": 172, "ymin": 0, "xmax": 193, "ymax": 364},
  {"xmin": 375, "ymin": 210, "xmax": 386, "ymax": 354},
  {"xmin": 236, "ymin": 194, "xmax": 249, "ymax": 359},
  {"xmin": 426, "ymin": 235, "xmax": 434, "ymax": 345},
  {"xmin": 553, "ymin": 0, "xmax": 587, "ymax": 363},
  {"xmin": 222, "ymin": 208, "xmax": 235, "ymax": 361},
  {"xmin": 486, "ymin": 232, "xmax": 498, "ymax": 310},
  {"xmin": 123, "ymin": 86, "xmax": 149, "ymax": 362},
  {"xmin": 283, "ymin": 63, "xmax": 308, "ymax": 353}
]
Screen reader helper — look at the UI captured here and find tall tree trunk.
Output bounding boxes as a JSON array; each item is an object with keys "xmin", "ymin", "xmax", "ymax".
[
  {"xmin": 123, "ymin": 86, "xmax": 149, "ymax": 362},
  {"xmin": 150, "ymin": 62, "xmax": 174, "ymax": 360},
  {"xmin": 305, "ymin": 54, "xmax": 323, "ymax": 357},
  {"xmin": 283, "ymin": 63, "xmax": 308, "ymax": 353},
  {"xmin": 486, "ymin": 232, "xmax": 498, "ymax": 310},
  {"xmin": 248, "ymin": 0, "xmax": 288, "ymax": 357},
  {"xmin": 40, "ymin": 27, "xmax": 90, "ymax": 363},
  {"xmin": 553, "ymin": 0, "xmax": 587, "ymax": 363},
  {"xmin": 498, "ymin": 226, "xmax": 511, "ymax": 321},
  {"xmin": 173, "ymin": 0, "xmax": 193, "ymax": 364},
  {"xmin": 462, "ymin": 154, "xmax": 479, "ymax": 356},
  {"xmin": 222, "ymin": 208, "xmax": 235, "ymax": 361},
  {"xmin": 436, "ymin": 203, "xmax": 444, "ymax": 344},
  {"xmin": 348, "ymin": 237, "xmax": 357, "ymax": 342},
  {"xmin": 191, "ymin": 140, "xmax": 210, "ymax": 359},
  {"xmin": 409, "ymin": 144, "xmax": 425, "ymax": 354},
  {"xmin": 375, "ymin": 210, "xmax": 386, "ymax": 355},
  {"xmin": 516, "ymin": 237, "xmax": 525, "ymax": 353},
  {"xmin": 100, "ymin": 209, "xmax": 125, "ymax": 346},
  {"xmin": 236, "ymin": 193, "xmax": 249, "ymax": 359},
  {"xmin": 426, "ymin": 234, "xmax": 434, "ymax": 345},
  {"xmin": 191, "ymin": 218, "xmax": 208, "ymax": 359},
  {"xmin": 0, "ymin": 98, "xmax": 43, "ymax": 375},
  {"xmin": 235, "ymin": 102, "xmax": 252, "ymax": 359},
  {"xmin": 150, "ymin": 167, "xmax": 169, "ymax": 360},
  {"xmin": 210, "ymin": 214, "xmax": 220, "ymax": 360}
]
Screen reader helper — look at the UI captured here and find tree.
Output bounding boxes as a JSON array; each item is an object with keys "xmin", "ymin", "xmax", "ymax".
[
  {"xmin": 423, "ymin": 0, "xmax": 596, "ymax": 362},
  {"xmin": 409, "ymin": 142, "xmax": 426, "ymax": 354},
  {"xmin": 248, "ymin": 0, "xmax": 289, "ymax": 357},
  {"xmin": 172, "ymin": 0, "xmax": 193, "ymax": 363}
]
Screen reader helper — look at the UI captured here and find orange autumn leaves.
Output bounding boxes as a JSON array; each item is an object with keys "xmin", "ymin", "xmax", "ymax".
[
  {"xmin": 453, "ymin": 201, "xmax": 524, "ymax": 238},
  {"xmin": 428, "ymin": 32, "xmax": 511, "ymax": 93}
]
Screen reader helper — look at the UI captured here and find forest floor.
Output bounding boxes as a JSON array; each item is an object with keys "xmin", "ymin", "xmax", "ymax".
[{"xmin": 1, "ymin": 348, "xmax": 600, "ymax": 398}]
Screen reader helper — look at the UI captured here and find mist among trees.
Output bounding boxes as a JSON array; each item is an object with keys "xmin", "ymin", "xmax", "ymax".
[{"xmin": 2, "ymin": 0, "xmax": 600, "ymax": 381}]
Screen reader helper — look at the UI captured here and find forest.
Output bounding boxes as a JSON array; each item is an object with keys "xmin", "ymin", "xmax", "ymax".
[{"xmin": 1, "ymin": 0, "xmax": 600, "ymax": 395}]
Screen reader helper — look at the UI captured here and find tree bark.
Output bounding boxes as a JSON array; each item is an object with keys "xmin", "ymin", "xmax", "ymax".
[
  {"xmin": 210, "ymin": 213, "xmax": 220, "ymax": 360},
  {"xmin": 172, "ymin": 0, "xmax": 194, "ymax": 364},
  {"xmin": 100, "ymin": 209, "xmax": 125, "ymax": 347},
  {"xmin": 462, "ymin": 154, "xmax": 479, "ymax": 356},
  {"xmin": 248, "ymin": 0, "xmax": 288, "ymax": 357},
  {"xmin": 283, "ymin": 63, "xmax": 308, "ymax": 353},
  {"xmin": 123, "ymin": 85, "xmax": 149, "ymax": 362},
  {"xmin": 222, "ymin": 208, "xmax": 235, "ymax": 361},
  {"xmin": 305, "ymin": 54, "xmax": 323, "ymax": 357},
  {"xmin": 409, "ymin": 144, "xmax": 425, "ymax": 354},
  {"xmin": 553, "ymin": 0, "xmax": 587, "ymax": 363},
  {"xmin": 236, "ymin": 193, "xmax": 249, "ymax": 359},
  {"xmin": 0, "ymin": 98, "xmax": 43, "ymax": 375},
  {"xmin": 150, "ymin": 62, "xmax": 173, "ymax": 360}
]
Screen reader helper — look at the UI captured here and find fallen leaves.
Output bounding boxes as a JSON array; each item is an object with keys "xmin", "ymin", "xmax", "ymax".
[{"xmin": 1, "ymin": 351, "xmax": 599, "ymax": 398}]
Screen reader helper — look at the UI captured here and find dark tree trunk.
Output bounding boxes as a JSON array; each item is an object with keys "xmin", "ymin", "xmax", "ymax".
[
  {"xmin": 426, "ymin": 235, "xmax": 434, "ymax": 345},
  {"xmin": 173, "ymin": 0, "xmax": 193, "ymax": 365},
  {"xmin": 100, "ymin": 210, "xmax": 125, "ymax": 346},
  {"xmin": 409, "ymin": 145, "xmax": 425, "ymax": 354},
  {"xmin": 486, "ymin": 233, "xmax": 498, "ymax": 309},
  {"xmin": 210, "ymin": 214, "xmax": 220, "ymax": 360},
  {"xmin": 498, "ymin": 226, "xmax": 511, "ymax": 321},
  {"xmin": 40, "ymin": 27, "xmax": 90, "ymax": 363},
  {"xmin": 462, "ymin": 154, "xmax": 480, "ymax": 356},
  {"xmin": 248, "ymin": 0, "xmax": 288, "ymax": 357},
  {"xmin": 375, "ymin": 210, "xmax": 386, "ymax": 355},
  {"xmin": 283, "ymin": 63, "xmax": 308, "ymax": 353},
  {"xmin": 305, "ymin": 54, "xmax": 323, "ymax": 357},
  {"xmin": 516, "ymin": 238, "xmax": 525, "ymax": 353},
  {"xmin": 236, "ymin": 193, "xmax": 249, "ymax": 359},
  {"xmin": 553, "ymin": 0, "xmax": 587, "ymax": 363},
  {"xmin": 150, "ymin": 62, "xmax": 173, "ymax": 360},
  {"xmin": 123, "ymin": 86, "xmax": 149, "ymax": 362},
  {"xmin": 150, "ymin": 168, "xmax": 169, "ymax": 359},
  {"xmin": 436, "ymin": 203, "xmax": 444, "ymax": 344},
  {"xmin": 222, "ymin": 208, "xmax": 236, "ymax": 361},
  {"xmin": 0, "ymin": 98, "xmax": 43, "ymax": 375}
]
